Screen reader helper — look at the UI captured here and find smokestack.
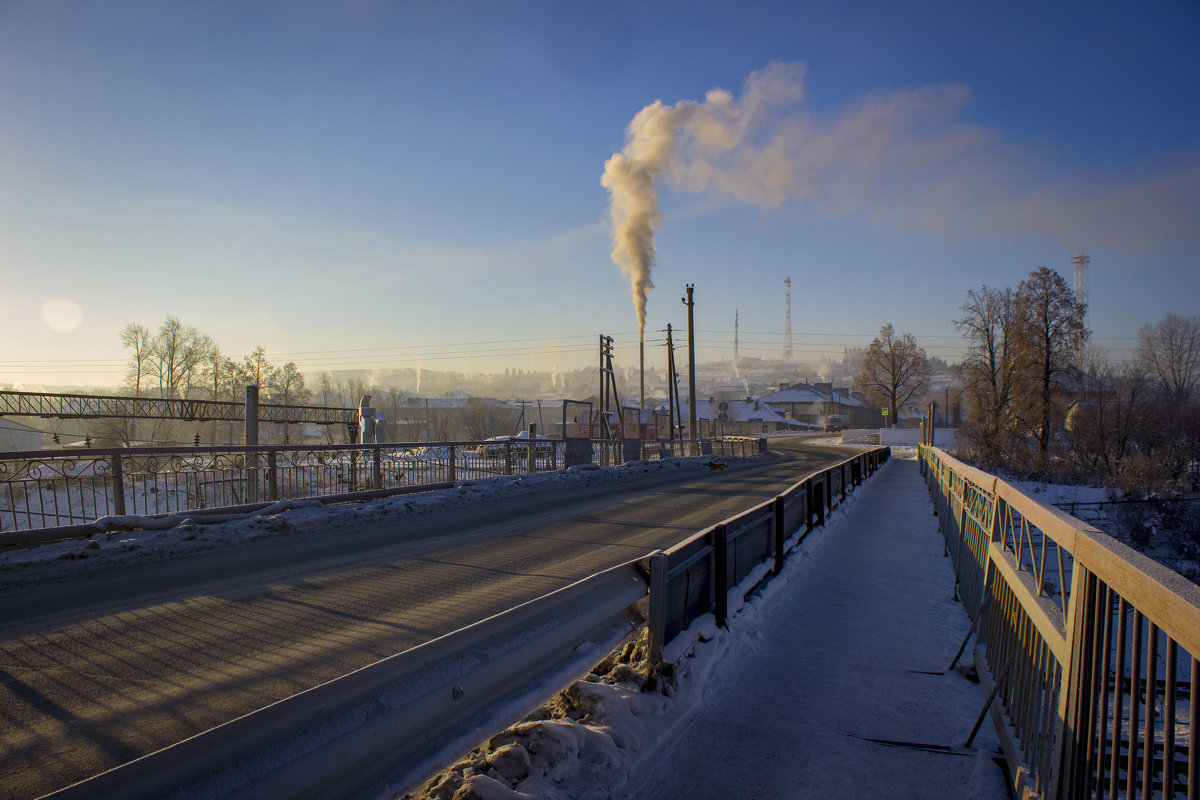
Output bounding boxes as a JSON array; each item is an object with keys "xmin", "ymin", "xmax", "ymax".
[{"xmin": 640, "ymin": 335, "xmax": 645, "ymax": 410}]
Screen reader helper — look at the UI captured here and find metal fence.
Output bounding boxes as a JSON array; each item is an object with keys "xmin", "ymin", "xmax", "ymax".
[
  {"xmin": 648, "ymin": 448, "xmax": 889, "ymax": 664},
  {"xmin": 0, "ymin": 437, "xmax": 764, "ymax": 538},
  {"xmin": 921, "ymin": 445, "xmax": 1200, "ymax": 800}
]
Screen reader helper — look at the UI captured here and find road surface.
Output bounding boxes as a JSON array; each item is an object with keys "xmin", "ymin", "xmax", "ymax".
[{"xmin": 0, "ymin": 435, "xmax": 856, "ymax": 799}]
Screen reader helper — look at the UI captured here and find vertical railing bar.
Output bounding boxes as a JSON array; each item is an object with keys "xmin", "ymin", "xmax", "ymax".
[
  {"xmin": 1083, "ymin": 574, "xmax": 1106, "ymax": 798},
  {"xmin": 1110, "ymin": 597, "xmax": 1128, "ymax": 800},
  {"xmin": 1127, "ymin": 611, "xmax": 1144, "ymax": 799},
  {"xmin": 1095, "ymin": 585, "xmax": 1114, "ymax": 800},
  {"xmin": 1162, "ymin": 639, "xmax": 1177, "ymax": 800},
  {"xmin": 1187, "ymin": 655, "xmax": 1197, "ymax": 800},
  {"xmin": 1141, "ymin": 621, "xmax": 1158, "ymax": 800}
]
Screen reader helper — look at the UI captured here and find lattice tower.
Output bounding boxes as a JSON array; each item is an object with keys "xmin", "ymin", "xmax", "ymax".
[{"xmin": 1072, "ymin": 250, "xmax": 1090, "ymax": 328}]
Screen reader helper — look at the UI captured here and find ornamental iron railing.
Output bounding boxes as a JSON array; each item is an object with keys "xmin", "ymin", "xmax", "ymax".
[{"xmin": 0, "ymin": 437, "xmax": 763, "ymax": 538}]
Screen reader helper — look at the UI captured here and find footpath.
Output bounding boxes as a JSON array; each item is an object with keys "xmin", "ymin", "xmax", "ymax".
[{"xmin": 621, "ymin": 454, "xmax": 1012, "ymax": 800}]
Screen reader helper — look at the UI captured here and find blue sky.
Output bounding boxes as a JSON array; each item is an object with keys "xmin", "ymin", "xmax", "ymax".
[{"xmin": 2, "ymin": 0, "xmax": 1198, "ymax": 388}]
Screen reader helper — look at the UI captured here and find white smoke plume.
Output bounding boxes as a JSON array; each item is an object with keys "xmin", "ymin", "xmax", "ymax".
[
  {"xmin": 601, "ymin": 62, "xmax": 804, "ymax": 335},
  {"xmin": 602, "ymin": 60, "xmax": 1200, "ymax": 323}
]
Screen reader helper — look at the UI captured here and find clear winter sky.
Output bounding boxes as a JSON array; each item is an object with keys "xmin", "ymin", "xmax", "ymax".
[{"xmin": 2, "ymin": 1, "xmax": 1198, "ymax": 389}]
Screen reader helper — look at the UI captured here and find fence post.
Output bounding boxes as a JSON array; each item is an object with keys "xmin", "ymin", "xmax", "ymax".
[
  {"xmin": 647, "ymin": 551, "xmax": 667, "ymax": 676},
  {"xmin": 267, "ymin": 450, "xmax": 279, "ymax": 500},
  {"xmin": 505, "ymin": 441, "xmax": 513, "ymax": 475},
  {"xmin": 815, "ymin": 482, "xmax": 826, "ymax": 527},
  {"xmin": 806, "ymin": 480, "xmax": 815, "ymax": 533},
  {"xmin": 824, "ymin": 470, "xmax": 833, "ymax": 513},
  {"xmin": 448, "ymin": 444, "xmax": 457, "ymax": 482},
  {"xmin": 774, "ymin": 496, "xmax": 786, "ymax": 573},
  {"xmin": 713, "ymin": 524, "xmax": 729, "ymax": 628},
  {"xmin": 528, "ymin": 424, "xmax": 536, "ymax": 473},
  {"xmin": 372, "ymin": 446, "xmax": 382, "ymax": 489},
  {"xmin": 840, "ymin": 464, "xmax": 847, "ymax": 503},
  {"xmin": 109, "ymin": 454, "xmax": 126, "ymax": 516},
  {"xmin": 245, "ymin": 385, "xmax": 259, "ymax": 502},
  {"xmin": 349, "ymin": 450, "xmax": 358, "ymax": 492}
]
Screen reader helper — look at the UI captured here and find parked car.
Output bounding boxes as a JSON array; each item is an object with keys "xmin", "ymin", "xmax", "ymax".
[{"xmin": 475, "ymin": 431, "xmax": 555, "ymax": 458}]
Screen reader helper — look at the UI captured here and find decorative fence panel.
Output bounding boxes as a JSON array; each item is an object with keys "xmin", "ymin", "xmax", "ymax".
[{"xmin": 1, "ymin": 437, "xmax": 765, "ymax": 538}]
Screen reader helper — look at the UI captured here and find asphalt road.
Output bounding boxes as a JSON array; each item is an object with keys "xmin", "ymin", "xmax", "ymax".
[{"xmin": 0, "ymin": 434, "xmax": 857, "ymax": 799}]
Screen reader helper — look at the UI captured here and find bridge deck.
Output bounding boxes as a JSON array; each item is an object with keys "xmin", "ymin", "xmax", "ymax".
[{"xmin": 624, "ymin": 455, "xmax": 1011, "ymax": 799}]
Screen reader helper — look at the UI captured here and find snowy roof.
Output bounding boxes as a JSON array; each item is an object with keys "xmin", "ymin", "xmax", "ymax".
[
  {"xmin": 658, "ymin": 397, "xmax": 803, "ymax": 426},
  {"xmin": 758, "ymin": 383, "xmax": 830, "ymax": 404}
]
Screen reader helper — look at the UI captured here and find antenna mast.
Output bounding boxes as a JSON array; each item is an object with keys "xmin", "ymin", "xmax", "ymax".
[
  {"xmin": 783, "ymin": 276, "xmax": 793, "ymax": 360},
  {"xmin": 734, "ymin": 308, "xmax": 739, "ymax": 363}
]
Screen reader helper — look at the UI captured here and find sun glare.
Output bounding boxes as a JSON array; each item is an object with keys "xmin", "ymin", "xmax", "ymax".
[{"xmin": 40, "ymin": 297, "xmax": 84, "ymax": 332}]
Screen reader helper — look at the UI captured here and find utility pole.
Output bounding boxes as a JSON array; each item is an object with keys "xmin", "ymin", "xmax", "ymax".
[
  {"xmin": 666, "ymin": 324, "xmax": 679, "ymax": 443},
  {"xmin": 598, "ymin": 335, "xmax": 622, "ymax": 438},
  {"xmin": 682, "ymin": 284, "xmax": 697, "ymax": 442}
]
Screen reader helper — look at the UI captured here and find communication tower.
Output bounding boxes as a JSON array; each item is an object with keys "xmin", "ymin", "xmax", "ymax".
[
  {"xmin": 783, "ymin": 276, "xmax": 793, "ymax": 360},
  {"xmin": 734, "ymin": 309, "xmax": 739, "ymax": 363},
  {"xmin": 1071, "ymin": 249, "xmax": 1090, "ymax": 328}
]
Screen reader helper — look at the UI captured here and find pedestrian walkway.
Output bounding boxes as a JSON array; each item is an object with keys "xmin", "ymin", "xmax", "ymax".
[{"xmin": 622, "ymin": 455, "xmax": 1011, "ymax": 799}]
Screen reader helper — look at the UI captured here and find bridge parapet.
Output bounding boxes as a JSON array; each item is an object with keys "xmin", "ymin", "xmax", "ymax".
[{"xmin": 921, "ymin": 444, "xmax": 1200, "ymax": 800}]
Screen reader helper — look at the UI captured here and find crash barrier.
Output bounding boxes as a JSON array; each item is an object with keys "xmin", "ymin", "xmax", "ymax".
[
  {"xmin": 46, "ymin": 447, "xmax": 890, "ymax": 800},
  {"xmin": 0, "ymin": 437, "xmax": 763, "ymax": 542},
  {"xmin": 921, "ymin": 445, "xmax": 1200, "ymax": 800},
  {"xmin": 647, "ymin": 447, "xmax": 891, "ymax": 668}
]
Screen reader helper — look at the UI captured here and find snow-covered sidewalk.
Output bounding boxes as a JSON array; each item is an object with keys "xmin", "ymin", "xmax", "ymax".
[{"xmin": 621, "ymin": 455, "xmax": 1010, "ymax": 799}]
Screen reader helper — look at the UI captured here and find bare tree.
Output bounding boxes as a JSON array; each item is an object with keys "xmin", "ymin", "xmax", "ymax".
[
  {"xmin": 856, "ymin": 323, "xmax": 931, "ymax": 422},
  {"xmin": 460, "ymin": 397, "xmax": 503, "ymax": 440},
  {"xmin": 424, "ymin": 401, "xmax": 453, "ymax": 442},
  {"xmin": 241, "ymin": 346, "xmax": 277, "ymax": 395},
  {"xmin": 149, "ymin": 316, "xmax": 213, "ymax": 398},
  {"xmin": 120, "ymin": 323, "xmax": 154, "ymax": 396},
  {"xmin": 1137, "ymin": 312, "xmax": 1200, "ymax": 408},
  {"xmin": 954, "ymin": 286, "xmax": 1021, "ymax": 462},
  {"xmin": 1014, "ymin": 266, "xmax": 1087, "ymax": 453},
  {"xmin": 269, "ymin": 362, "xmax": 310, "ymax": 443}
]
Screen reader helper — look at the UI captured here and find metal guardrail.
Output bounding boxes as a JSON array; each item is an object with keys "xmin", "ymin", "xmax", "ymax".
[
  {"xmin": 44, "ymin": 556, "xmax": 650, "ymax": 800},
  {"xmin": 921, "ymin": 445, "xmax": 1200, "ymax": 800},
  {"xmin": 0, "ymin": 438, "xmax": 764, "ymax": 540},
  {"xmin": 41, "ymin": 445, "xmax": 890, "ymax": 799},
  {"xmin": 647, "ymin": 447, "xmax": 889, "ymax": 668}
]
